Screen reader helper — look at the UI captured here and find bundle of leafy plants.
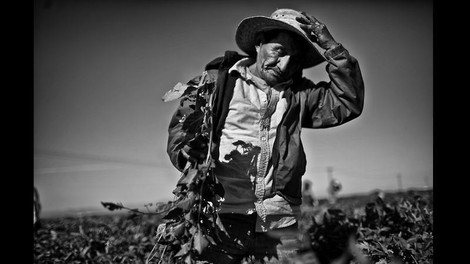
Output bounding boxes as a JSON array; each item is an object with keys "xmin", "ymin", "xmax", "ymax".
[{"xmin": 144, "ymin": 71, "xmax": 226, "ymax": 264}]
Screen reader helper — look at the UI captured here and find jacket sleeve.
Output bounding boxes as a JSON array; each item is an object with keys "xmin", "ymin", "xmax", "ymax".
[
  {"xmin": 302, "ymin": 44, "xmax": 365, "ymax": 128},
  {"xmin": 166, "ymin": 76, "xmax": 201, "ymax": 171}
]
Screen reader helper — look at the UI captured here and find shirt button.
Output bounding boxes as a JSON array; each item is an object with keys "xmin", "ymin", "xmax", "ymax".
[{"xmin": 261, "ymin": 137, "xmax": 266, "ymax": 141}]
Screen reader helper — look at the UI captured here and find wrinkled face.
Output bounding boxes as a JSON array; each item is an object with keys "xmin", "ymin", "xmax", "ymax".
[{"xmin": 251, "ymin": 30, "xmax": 305, "ymax": 86}]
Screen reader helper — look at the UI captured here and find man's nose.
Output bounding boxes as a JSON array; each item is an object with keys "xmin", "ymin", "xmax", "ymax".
[{"xmin": 277, "ymin": 55, "xmax": 291, "ymax": 72}]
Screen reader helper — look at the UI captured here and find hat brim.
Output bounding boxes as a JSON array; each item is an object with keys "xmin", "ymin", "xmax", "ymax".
[{"xmin": 235, "ymin": 16, "xmax": 326, "ymax": 69}]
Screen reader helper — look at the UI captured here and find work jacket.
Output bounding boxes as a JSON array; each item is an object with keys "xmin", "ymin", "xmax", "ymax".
[{"xmin": 167, "ymin": 47, "xmax": 364, "ymax": 205}]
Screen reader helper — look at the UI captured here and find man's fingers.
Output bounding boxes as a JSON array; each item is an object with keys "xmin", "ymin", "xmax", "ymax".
[
  {"xmin": 296, "ymin": 15, "xmax": 319, "ymax": 42},
  {"xmin": 297, "ymin": 22, "xmax": 310, "ymax": 32},
  {"xmin": 296, "ymin": 16, "xmax": 310, "ymax": 25},
  {"xmin": 299, "ymin": 11, "xmax": 311, "ymax": 21},
  {"xmin": 296, "ymin": 13, "xmax": 323, "ymax": 36},
  {"xmin": 296, "ymin": 17, "xmax": 314, "ymax": 32},
  {"xmin": 300, "ymin": 11, "xmax": 319, "ymax": 23},
  {"xmin": 298, "ymin": 11, "xmax": 322, "ymax": 26}
]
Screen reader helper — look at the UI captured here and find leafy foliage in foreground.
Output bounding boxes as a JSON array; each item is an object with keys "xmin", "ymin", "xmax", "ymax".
[
  {"xmin": 154, "ymin": 70, "xmax": 228, "ymax": 263},
  {"xmin": 34, "ymin": 189, "xmax": 433, "ymax": 264},
  {"xmin": 34, "ymin": 214, "xmax": 161, "ymax": 264},
  {"xmin": 296, "ymin": 189, "xmax": 433, "ymax": 264},
  {"xmin": 355, "ymin": 192, "xmax": 433, "ymax": 264}
]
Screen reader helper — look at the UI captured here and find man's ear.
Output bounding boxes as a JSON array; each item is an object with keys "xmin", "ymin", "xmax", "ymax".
[
  {"xmin": 254, "ymin": 33, "xmax": 265, "ymax": 54},
  {"xmin": 255, "ymin": 44, "xmax": 261, "ymax": 54}
]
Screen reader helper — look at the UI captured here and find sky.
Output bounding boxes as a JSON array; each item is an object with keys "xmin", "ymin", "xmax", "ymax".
[{"xmin": 34, "ymin": 0, "xmax": 433, "ymax": 217}]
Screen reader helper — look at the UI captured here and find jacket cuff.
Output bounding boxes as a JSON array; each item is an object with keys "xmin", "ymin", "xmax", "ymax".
[{"xmin": 323, "ymin": 43, "xmax": 346, "ymax": 59}]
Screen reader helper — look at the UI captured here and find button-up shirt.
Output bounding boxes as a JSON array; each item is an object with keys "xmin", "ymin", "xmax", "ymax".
[{"xmin": 215, "ymin": 58, "xmax": 301, "ymax": 232}]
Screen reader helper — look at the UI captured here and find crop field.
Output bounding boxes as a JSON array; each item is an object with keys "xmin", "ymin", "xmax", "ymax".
[{"xmin": 33, "ymin": 189, "xmax": 432, "ymax": 264}]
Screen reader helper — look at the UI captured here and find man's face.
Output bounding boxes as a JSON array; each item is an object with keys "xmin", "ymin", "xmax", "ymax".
[{"xmin": 252, "ymin": 30, "xmax": 304, "ymax": 86}]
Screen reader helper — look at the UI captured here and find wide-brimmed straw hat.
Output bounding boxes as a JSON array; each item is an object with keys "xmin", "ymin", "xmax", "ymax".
[{"xmin": 235, "ymin": 8, "xmax": 325, "ymax": 69}]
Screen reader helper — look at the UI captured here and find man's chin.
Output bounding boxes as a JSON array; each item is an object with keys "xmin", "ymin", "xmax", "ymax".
[
  {"xmin": 259, "ymin": 72, "xmax": 279, "ymax": 84},
  {"xmin": 265, "ymin": 76, "xmax": 285, "ymax": 86}
]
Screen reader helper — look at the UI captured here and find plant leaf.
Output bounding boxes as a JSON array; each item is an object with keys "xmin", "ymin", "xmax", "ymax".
[
  {"xmin": 174, "ymin": 242, "xmax": 191, "ymax": 257},
  {"xmin": 170, "ymin": 221, "xmax": 186, "ymax": 239},
  {"xmin": 215, "ymin": 182, "xmax": 225, "ymax": 198},
  {"xmin": 215, "ymin": 215, "xmax": 229, "ymax": 236},
  {"xmin": 162, "ymin": 83, "xmax": 196, "ymax": 102},
  {"xmin": 194, "ymin": 230, "xmax": 209, "ymax": 254},
  {"xmin": 176, "ymin": 192, "xmax": 197, "ymax": 212},
  {"xmin": 184, "ymin": 253, "xmax": 194, "ymax": 264},
  {"xmin": 101, "ymin": 201, "xmax": 123, "ymax": 211},
  {"xmin": 155, "ymin": 201, "xmax": 176, "ymax": 214},
  {"xmin": 163, "ymin": 207, "xmax": 183, "ymax": 220},
  {"xmin": 182, "ymin": 111, "xmax": 204, "ymax": 134},
  {"xmin": 178, "ymin": 168, "xmax": 199, "ymax": 186}
]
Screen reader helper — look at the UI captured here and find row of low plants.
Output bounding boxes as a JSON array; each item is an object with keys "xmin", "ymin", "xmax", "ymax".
[
  {"xmin": 297, "ymin": 190, "xmax": 433, "ymax": 264},
  {"xmin": 33, "ymin": 190, "xmax": 432, "ymax": 264},
  {"xmin": 34, "ymin": 213, "xmax": 162, "ymax": 264}
]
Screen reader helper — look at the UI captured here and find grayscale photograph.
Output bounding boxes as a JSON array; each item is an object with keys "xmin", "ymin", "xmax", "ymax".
[{"xmin": 34, "ymin": 0, "xmax": 433, "ymax": 263}]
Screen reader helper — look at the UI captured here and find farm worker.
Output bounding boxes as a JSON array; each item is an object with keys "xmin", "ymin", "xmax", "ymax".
[
  {"xmin": 302, "ymin": 179, "xmax": 318, "ymax": 207},
  {"xmin": 328, "ymin": 178, "xmax": 343, "ymax": 204},
  {"xmin": 166, "ymin": 8, "xmax": 364, "ymax": 264}
]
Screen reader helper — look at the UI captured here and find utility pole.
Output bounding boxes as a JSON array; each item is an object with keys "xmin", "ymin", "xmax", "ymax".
[
  {"xmin": 397, "ymin": 173, "xmax": 403, "ymax": 192},
  {"xmin": 327, "ymin": 166, "xmax": 341, "ymax": 204},
  {"xmin": 424, "ymin": 175, "xmax": 429, "ymax": 188},
  {"xmin": 327, "ymin": 166, "xmax": 333, "ymax": 181}
]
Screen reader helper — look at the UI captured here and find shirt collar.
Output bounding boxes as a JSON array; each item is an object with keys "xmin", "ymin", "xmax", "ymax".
[{"xmin": 228, "ymin": 57, "xmax": 255, "ymax": 82}]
